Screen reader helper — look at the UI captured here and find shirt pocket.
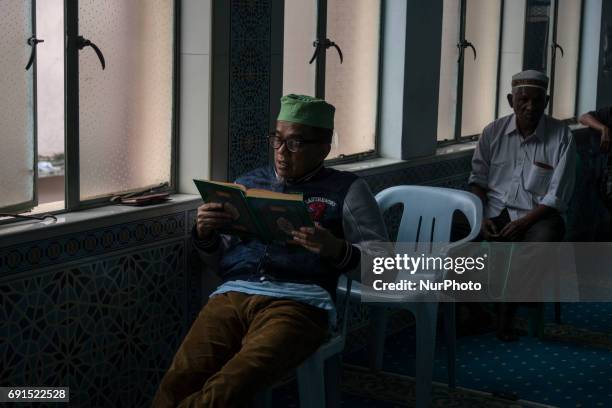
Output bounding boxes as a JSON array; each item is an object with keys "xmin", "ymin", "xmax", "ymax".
[{"xmin": 525, "ymin": 164, "xmax": 553, "ymax": 196}]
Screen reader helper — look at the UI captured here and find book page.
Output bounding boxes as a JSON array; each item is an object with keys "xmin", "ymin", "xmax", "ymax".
[
  {"xmin": 205, "ymin": 180, "xmax": 247, "ymax": 193},
  {"xmin": 247, "ymin": 197, "xmax": 313, "ymax": 243},
  {"xmin": 246, "ymin": 188, "xmax": 303, "ymax": 201}
]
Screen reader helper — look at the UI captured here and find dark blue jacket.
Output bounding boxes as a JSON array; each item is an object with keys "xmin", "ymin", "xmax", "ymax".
[{"xmin": 195, "ymin": 165, "xmax": 364, "ymax": 298}]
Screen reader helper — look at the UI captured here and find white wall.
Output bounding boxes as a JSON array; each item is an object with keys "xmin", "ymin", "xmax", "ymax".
[
  {"xmin": 378, "ymin": 0, "xmax": 406, "ymax": 159},
  {"xmin": 577, "ymin": 0, "xmax": 603, "ymax": 115},
  {"xmin": 36, "ymin": 0, "xmax": 64, "ymax": 158},
  {"xmin": 437, "ymin": 0, "xmax": 460, "ymax": 141},
  {"xmin": 497, "ymin": 0, "xmax": 526, "ymax": 118},
  {"xmin": 179, "ymin": 0, "xmax": 211, "ymax": 193},
  {"xmin": 461, "ymin": 0, "xmax": 502, "ymax": 136},
  {"xmin": 282, "ymin": 0, "xmax": 316, "ymax": 97},
  {"xmin": 552, "ymin": 0, "xmax": 582, "ymax": 119}
]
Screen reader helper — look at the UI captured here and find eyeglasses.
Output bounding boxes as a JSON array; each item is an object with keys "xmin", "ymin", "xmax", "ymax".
[{"xmin": 267, "ymin": 134, "xmax": 323, "ymax": 153}]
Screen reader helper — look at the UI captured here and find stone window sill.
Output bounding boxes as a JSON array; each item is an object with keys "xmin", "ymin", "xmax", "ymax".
[{"xmin": 0, "ymin": 194, "xmax": 202, "ymax": 247}]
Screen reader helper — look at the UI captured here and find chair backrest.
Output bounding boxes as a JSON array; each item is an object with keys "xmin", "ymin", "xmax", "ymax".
[
  {"xmin": 375, "ymin": 185, "xmax": 481, "ymax": 254},
  {"xmin": 339, "ymin": 277, "xmax": 352, "ymax": 339}
]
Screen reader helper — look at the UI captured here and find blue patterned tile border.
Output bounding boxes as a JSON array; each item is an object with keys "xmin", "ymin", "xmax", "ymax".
[
  {"xmin": 361, "ymin": 154, "xmax": 472, "ymax": 194},
  {"xmin": 0, "ymin": 213, "xmax": 186, "ymax": 276}
]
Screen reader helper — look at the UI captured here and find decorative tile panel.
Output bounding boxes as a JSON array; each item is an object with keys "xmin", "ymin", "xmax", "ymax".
[
  {"xmin": 1, "ymin": 240, "xmax": 191, "ymax": 407},
  {"xmin": 361, "ymin": 155, "xmax": 472, "ymax": 195},
  {"xmin": 0, "ymin": 213, "xmax": 186, "ymax": 276},
  {"xmin": 228, "ymin": 0, "xmax": 272, "ymax": 180},
  {"xmin": 0, "ymin": 270, "xmax": 66, "ymax": 385}
]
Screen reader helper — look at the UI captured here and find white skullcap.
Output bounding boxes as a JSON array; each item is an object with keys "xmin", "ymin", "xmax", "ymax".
[{"xmin": 511, "ymin": 70, "xmax": 549, "ymax": 90}]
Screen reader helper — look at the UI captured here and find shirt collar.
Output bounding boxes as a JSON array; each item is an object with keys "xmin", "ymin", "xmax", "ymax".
[
  {"xmin": 274, "ymin": 163, "xmax": 325, "ymax": 185},
  {"xmin": 506, "ymin": 114, "xmax": 545, "ymax": 142}
]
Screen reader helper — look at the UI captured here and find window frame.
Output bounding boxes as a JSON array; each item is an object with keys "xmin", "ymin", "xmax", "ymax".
[
  {"xmin": 283, "ymin": 0, "xmax": 384, "ymax": 165},
  {"xmin": 438, "ymin": 0, "xmax": 505, "ymax": 146},
  {"xmin": 522, "ymin": 0, "xmax": 585, "ymax": 120},
  {"xmin": 573, "ymin": 0, "xmax": 585, "ymax": 119},
  {"xmin": 494, "ymin": 0, "xmax": 506, "ymax": 120},
  {"xmin": 63, "ymin": 0, "xmax": 181, "ymax": 212},
  {"xmin": 0, "ymin": 0, "xmax": 40, "ymax": 214}
]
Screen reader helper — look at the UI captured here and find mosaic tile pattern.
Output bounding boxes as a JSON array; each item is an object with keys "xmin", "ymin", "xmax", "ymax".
[
  {"xmin": 228, "ymin": 0, "xmax": 272, "ymax": 180},
  {"xmin": 1, "ymin": 241, "xmax": 188, "ymax": 407},
  {"xmin": 0, "ymin": 213, "xmax": 186, "ymax": 276},
  {"xmin": 0, "ymin": 270, "xmax": 66, "ymax": 385},
  {"xmin": 361, "ymin": 155, "xmax": 472, "ymax": 195}
]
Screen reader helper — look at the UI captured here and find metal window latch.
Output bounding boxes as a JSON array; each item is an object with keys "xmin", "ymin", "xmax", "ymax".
[
  {"xmin": 457, "ymin": 39, "xmax": 477, "ymax": 63},
  {"xmin": 552, "ymin": 42, "xmax": 565, "ymax": 58},
  {"xmin": 25, "ymin": 36, "xmax": 44, "ymax": 70},
  {"xmin": 76, "ymin": 35, "xmax": 106, "ymax": 70},
  {"xmin": 309, "ymin": 38, "xmax": 344, "ymax": 64}
]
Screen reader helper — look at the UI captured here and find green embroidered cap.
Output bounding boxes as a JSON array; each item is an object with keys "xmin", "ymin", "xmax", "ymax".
[{"xmin": 277, "ymin": 94, "xmax": 335, "ymax": 130}]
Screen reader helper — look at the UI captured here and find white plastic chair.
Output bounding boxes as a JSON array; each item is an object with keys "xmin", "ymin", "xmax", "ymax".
[
  {"xmin": 257, "ymin": 278, "xmax": 353, "ymax": 408},
  {"xmin": 295, "ymin": 277, "xmax": 352, "ymax": 408},
  {"xmin": 338, "ymin": 185, "xmax": 482, "ymax": 408}
]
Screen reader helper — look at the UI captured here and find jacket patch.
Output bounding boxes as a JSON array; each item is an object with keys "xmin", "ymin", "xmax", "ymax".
[
  {"xmin": 307, "ymin": 202, "xmax": 327, "ymax": 221},
  {"xmin": 305, "ymin": 197, "xmax": 338, "ymax": 221}
]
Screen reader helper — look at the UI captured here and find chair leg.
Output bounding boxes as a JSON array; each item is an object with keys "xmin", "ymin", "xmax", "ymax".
[
  {"xmin": 297, "ymin": 354, "xmax": 326, "ymax": 408},
  {"xmin": 368, "ymin": 307, "xmax": 388, "ymax": 371},
  {"xmin": 414, "ymin": 302, "xmax": 439, "ymax": 408},
  {"xmin": 528, "ymin": 304, "xmax": 545, "ymax": 338},
  {"xmin": 324, "ymin": 354, "xmax": 342, "ymax": 408},
  {"xmin": 441, "ymin": 303, "xmax": 456, "ymax": 388}
]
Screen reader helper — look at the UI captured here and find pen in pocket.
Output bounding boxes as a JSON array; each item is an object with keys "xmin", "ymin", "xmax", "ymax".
[{"xmin": 533, "ymin": 161, "xmax": 553, "ymax": 170}]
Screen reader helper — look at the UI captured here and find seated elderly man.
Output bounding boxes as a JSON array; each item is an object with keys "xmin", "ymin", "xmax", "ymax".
[
  {"xmin": 468, "ymin": 70, "xmax": 576, "ymax": 340},
  {"xmin": 153, "ymin": 94, "xmax": 388, "ymax": 408}
]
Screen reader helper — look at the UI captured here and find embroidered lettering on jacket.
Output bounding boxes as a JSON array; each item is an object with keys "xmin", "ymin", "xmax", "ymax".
[
  {"xmin": 305, "ymin": 197, "xmax": 337, "ymax": 206},
  {"xmin": 305, "ymin": 197, "xmax": 338, "ymax": 221}
]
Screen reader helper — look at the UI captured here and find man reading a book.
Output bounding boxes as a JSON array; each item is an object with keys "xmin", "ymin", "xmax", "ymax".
[{"xmin": 153, "ymin": 94, "xmax": 389, "ymax": 408}]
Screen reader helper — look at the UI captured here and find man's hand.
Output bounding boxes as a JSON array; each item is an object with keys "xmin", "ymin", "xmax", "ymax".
[
  {"xmin": 580, "ymin": 112, "xmax": 610, "ymax": 153},
  {"xmin": 499, "ymin": 217, "xmax": 531, "ymax": 241},
  {"xmin": 481, "ymin": 218, "xmax": 499, "ymax": 241},
  {"xmin": 600, "ymin": 126, "xmax": 610, "ymax": 153},
  {"xmin": 196, "ymin": 203, "xmax": 233, "ymax": 240},
  {"xmin": 291, "ymin": 223, "xmax": 345, "ymax": 260}
]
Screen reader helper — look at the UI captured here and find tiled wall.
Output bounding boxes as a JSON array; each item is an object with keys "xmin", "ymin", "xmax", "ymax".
[
  {"xmin": 228, "ymin": 0, "xmax": 272, "ymax": 180},
  {"xmin": 360, "ymin": 155, "xmax": 472, "ymax": 194},
  {"xmin": 0, "ymin": 206, "xmax": 203, "ymax": 407}
]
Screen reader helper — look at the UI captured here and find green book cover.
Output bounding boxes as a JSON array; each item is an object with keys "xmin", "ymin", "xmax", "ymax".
[{"xmin": 193, "ymin": 179, "xmax": 314, "ymax": 244}]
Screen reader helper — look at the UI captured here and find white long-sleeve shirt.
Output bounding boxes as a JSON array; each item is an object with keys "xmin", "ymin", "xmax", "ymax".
[{"xmin": 469, "ymin": 114, "xmax": 576, "ymax": 221}]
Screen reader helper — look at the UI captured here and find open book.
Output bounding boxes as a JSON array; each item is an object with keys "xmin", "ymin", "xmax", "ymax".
[{"xmin": 193, "ymin": 179, "xmax": 314, "ymax": 244}]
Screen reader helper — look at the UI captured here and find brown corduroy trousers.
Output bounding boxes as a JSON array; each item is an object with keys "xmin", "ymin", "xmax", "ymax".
[{"xmin": 152, "ymin": 291, "xmax": 328, "ymax": 408}]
